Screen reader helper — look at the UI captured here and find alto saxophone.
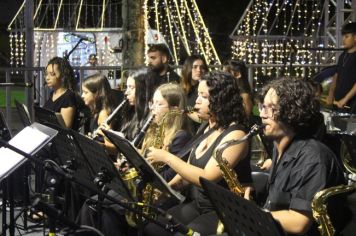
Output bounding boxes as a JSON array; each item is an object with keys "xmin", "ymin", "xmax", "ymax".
[
  {"xmin": 141, "ymin": 109, "xmax": 184, "ymax": 220},
  {"xmin": 213, "ymin": 124, "xmax": 265, "ymax": 234},
  {"xmin": 312, "ymin": 183, "xmax": 356, "ymax": 236}
]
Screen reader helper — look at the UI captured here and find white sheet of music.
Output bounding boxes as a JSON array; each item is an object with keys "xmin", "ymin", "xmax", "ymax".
[{"xmin": 0, "ymin": 126, "xmax": 49, "ymax": 177}]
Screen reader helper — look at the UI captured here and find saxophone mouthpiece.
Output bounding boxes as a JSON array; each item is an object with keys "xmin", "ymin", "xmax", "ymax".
[
  {"xmin": 184, "ymin": 106, "xmax": 198, "ymax": 114},
  {"xmin": 249, "ymin": 124, "xmax": 266, "ymax": 137}
]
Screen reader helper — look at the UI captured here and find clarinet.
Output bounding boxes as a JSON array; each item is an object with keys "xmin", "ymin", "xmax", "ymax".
[
  {"xmin": 131, "ymin": 114, "xmax": 155, "ymax": 147},
  {"xmin": 91, "ymin": 99, "xmax": 128, "ymax": 139}
]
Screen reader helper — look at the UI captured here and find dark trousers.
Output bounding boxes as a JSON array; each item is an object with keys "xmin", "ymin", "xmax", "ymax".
[{"xmin": 144, "ymin": 200, "xmax": 219, "ymax": 236}]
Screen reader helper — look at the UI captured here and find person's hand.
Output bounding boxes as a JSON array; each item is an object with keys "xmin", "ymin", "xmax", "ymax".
[
  {"xmin": 326, "ymin": 96, "xmax": 333, "ymax": 106},
  {"xmin": 244, "ymin": 186, "xmax": 253, "ymax": 200},
  {"xmin": 260, "ymin": 158, "xmax": 272, "ymax": 170},
  {"xmin": 335, "ymin": 98, "xmax": 347, "ymax": 108},
  {"xmin": 97, "ymin": 123, "xmax": 110, "ymax": 137},
  {"xmin": 145, "ymin": 147, "xmax": 169, "ymax": 164}
]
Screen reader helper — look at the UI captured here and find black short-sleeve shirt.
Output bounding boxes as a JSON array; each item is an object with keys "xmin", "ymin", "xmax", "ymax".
[
  {"xmin": 264, "ymin": 138, "xmax": 345, "ymax": 235},
  {"xmin": 335, "ymin": 51, "xmax": 356, "ymax": 109},
  {"xmin": 43, "ymin": 89, "xmax": 77, "ymax": 112}
]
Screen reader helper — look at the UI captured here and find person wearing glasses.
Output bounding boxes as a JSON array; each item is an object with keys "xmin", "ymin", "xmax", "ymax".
[
  {"xmin": 259, "ymin": 78, "xmax": 345, "ymax": 235},
  {"xmin": 144, "ymin": 71, "xmax": 252, "ymax": 236}
]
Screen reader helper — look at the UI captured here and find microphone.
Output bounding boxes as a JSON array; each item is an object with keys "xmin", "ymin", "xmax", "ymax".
[
  {"xmin": 0, "ymin": 82, "xmax": 33, "ymax": 87},
  {"xmin": 70, "ymin": 33, "xmax": 95, "ymax": 43}
]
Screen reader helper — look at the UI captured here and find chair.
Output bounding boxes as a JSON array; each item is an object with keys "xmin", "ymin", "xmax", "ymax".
[{"xmin": 251, "ymin": 171, "xmax": 269, "ymax": 207}]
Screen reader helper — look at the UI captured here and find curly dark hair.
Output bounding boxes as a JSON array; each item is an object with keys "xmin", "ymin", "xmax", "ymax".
[
  {"xmin": 46, "ymin": 57, "xmax": 77, "ymax": 91},
  {"xmin": 259, "ymin": 78, "xmax": 323, "ymax": 138},
  {"xmin": 202, "ymin": 71, "xmax": 247, "ymax": 129}
]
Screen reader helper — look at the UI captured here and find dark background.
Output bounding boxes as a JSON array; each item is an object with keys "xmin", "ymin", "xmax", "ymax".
[{"xmin": 0, "ymin": 0, "xmax": 247, "ymax": 66}]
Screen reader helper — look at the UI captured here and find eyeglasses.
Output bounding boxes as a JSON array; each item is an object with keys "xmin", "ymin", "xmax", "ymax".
[
  {"xmin": 258, "ymin": 103, "xmax": 278, "ymax": 119},
  {"xmin": 149, "ymin": 102, "xmax": 169, "ymax": 110}
]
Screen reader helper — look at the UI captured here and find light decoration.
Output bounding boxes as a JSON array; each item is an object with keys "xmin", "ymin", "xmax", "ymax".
[
  {"xmin": 8, "ymin": 0, "xmax": 121, "ymax": 68},
  {"xmin": 144, "ymin": 0, "xmax": 220, "ymax": 66},
  {"xmin": 230, "ymin": 0, "xmax": 353, "ymax": 86}
]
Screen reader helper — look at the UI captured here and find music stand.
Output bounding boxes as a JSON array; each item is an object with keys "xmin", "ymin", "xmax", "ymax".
[
  {"xmin": 102, "ymin": 129, "xmax": 184, "ymax": 202},
  {"xmin": 199, "ymin": 177, "xmax": 285, "ymax": 236},
  {"xmin": 14, "ymin": 100, "xmax": 32, "ymax": 127},
  {"xmin": 69, "ymin": 130, "xmax": 133, "ymax": 201},
  {"xmin": 0, "ymin": 123, "xmax": 57, "ymax": 236},
  {"xmin": 34, "ymin": 106, "xmax": 66, "ymax": 128}
]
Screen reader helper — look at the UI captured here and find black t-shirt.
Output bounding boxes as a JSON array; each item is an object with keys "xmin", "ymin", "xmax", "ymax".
[
  {"xmin": 265, "ymin": 138, "xmax": 346, "ymax": 236},
  {"xmin": 43, "ymin": 89, "xmax": 77, "ymax": 112},
  {"xmin": 159, "ymin": 130, "xmax": 192, "ymax": 182},
  {"xmin": 335, "ymin": 51, "xmax": 356, "ymax": 109},
  {"xmin": 43, "ymin": 89, "xmax": 79, "ymax": 129},
  {"xmin": 187, "ymin": 124, "xmax": 252, "ymax": 211},
  {"xmin": 159, "ymin": 67, "xmax": 180, "ymax": 84}
]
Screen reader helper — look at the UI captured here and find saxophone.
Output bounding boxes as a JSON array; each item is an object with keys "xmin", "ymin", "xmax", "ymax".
[
  {"xmin": 213, "ymin": 124, "xmax": 265, "ymax": 234},
  {"xmin": 312, "ymin": 183, "xmax": 356, "ymax": 236},
  {"xmin": 141, "ymin": 109, "xmax": 183, "ymax": 220}
]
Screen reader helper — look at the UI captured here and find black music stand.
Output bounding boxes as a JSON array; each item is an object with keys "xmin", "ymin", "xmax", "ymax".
[
  {"xmin": 34, "ymin": 106, "xmax": 66, "ymax": 128},
  {"xmin": 102, "ymin": 129, "xmax": 184, "ymax": 202},
  {"xmin": 69, "ymin": 130, "xmax": 133, "ymax": 201},
  {"xmin": 14, "ymin": 100, "xmax": 32, "ymax": 127},
  {"xmin": 0, "ymin": 123, "xmax": 58, "ymax": 236},
  {"xmin": 200, "ymin": 177, "xmax": 285, "ymax": 236}
]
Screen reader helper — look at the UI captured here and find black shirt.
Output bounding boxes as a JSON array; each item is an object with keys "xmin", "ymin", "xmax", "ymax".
[
  {"xmin": 188, "ymin": 124, "xmax": 252, "ymax": 212},
  {"xmin": 265, "ymin": 138, "xmax": 345, "ymax": 236},
  {"xmin": 335, "ymin": 51, "xmax": 356, "ymax": 111},
  {"xmin": 159, "ymin": 67, "xmax": 181, "ymax": 84},
  {"xmin": 43, "ymin": 89, "xmax": 77, "ymax": 113},
  {"xmin": 159, "ymin": 130, "xmax": 192, "ymax": 182}
]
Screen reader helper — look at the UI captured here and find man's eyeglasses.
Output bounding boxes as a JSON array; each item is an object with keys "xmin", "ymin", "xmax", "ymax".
[{"xmin": 258, "ymin": 103, "xmax": 278, "ymax": 119}]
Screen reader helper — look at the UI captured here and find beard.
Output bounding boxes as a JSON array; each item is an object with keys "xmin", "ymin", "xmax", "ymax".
[{"xmin": 149, "ymin": 63, "xmax": 166, "ymax": 74}]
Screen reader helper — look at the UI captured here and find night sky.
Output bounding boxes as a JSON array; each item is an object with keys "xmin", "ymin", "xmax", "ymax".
[{"xmin": 0, "ymin": 0, "xmax": 247, "ymax": 65}]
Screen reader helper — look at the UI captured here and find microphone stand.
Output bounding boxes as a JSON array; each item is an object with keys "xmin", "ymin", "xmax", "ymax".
[
  {"xmin": 64, "ymin": 38, "xmax": 84, "ymax": 61},
  {"xmin": 0, "ymin": 139, "xmax": 176, "ymax": 234}
]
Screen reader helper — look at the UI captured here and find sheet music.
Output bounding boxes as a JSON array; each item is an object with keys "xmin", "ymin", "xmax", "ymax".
[
  {"xmin": 0, "ymin": 147, "xmax": 25, "ymax": 177},
  {"xmin": 9, "ymin": 126, "xmax": 50, "ymax": 154}
]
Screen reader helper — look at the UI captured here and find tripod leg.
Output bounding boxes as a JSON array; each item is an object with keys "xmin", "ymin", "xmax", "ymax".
[
  {"xmin": 2, "ymin": 180, "xmax": 7, "ymax": 236},
  {"xmin": 9, "ymin": 175, "xmax": 15, "ymax": 236}
]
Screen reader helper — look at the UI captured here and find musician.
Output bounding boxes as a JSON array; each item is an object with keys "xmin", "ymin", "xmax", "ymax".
[
  {"xmin": 77, "ymin": 83, "xmax": 192, "ymax": 236},
  {"xmin": 141, "ymin": 83, "xmax": 193, "ymax": 181},
  {"xmin": 181, "ymin": 55, "xmax": 208, "ymax": 132},
  {"xmin": 44, "ymin": 57, "xmax": 79, "ymax": 129},
  {"xmin": 224, "ymin": 60, "xmax": 253, "ymax": 118},
  {"xmin": 147, "ymin": 44, "xmax": 180, "ymax": 84},
  {"xmin": 81, "ymin": 73, "xmax": 119, "ymax": 154},
  {"xmin": 327, "ymin": 22, "xmax": 356, "ymax": 113},
  {"xmin": 144, "ymin": 71, "xmax": 252, "ymax": 236},
  {"xmin": 259, "ymin": 78, "xmax": 345, "ymax": 235}
]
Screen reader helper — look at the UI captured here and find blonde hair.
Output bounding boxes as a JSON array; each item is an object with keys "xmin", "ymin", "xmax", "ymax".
[{"xmin": 141, "ymin": 83, "xmax": 188, "ymax": 153}]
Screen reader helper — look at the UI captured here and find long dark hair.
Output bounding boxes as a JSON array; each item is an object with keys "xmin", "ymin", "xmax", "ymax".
[
  {"xmin": 224, "ymin": 60, "xmax": 251, "ymax": 94},
  {"xmin": 46, "ymin": 57, "xmax": 77, "ymax": 91},
  {"xmin": 82, "ymin": 73, "xmax": 115, "ymax": 115},
  {"xmin": 120, "ymin": 69, "xmax": 154, "ymax": 140},
  {"xmin": 181, "ymin": 55, "xmax": 208, "ymax": 94}
]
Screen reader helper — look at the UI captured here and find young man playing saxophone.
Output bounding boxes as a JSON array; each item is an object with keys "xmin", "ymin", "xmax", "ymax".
[{"xmin": 259, "ymin": 78, "xmax": 345, "ymax": 235}]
